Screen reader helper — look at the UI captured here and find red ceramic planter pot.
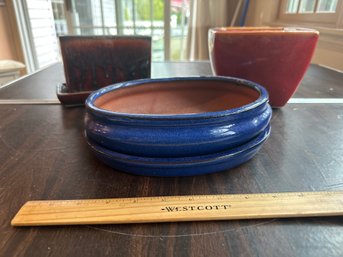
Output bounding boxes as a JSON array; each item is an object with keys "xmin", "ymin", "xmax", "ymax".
[{"xmin": 209, "ymin": 27, "xmax": 319, "ymax": 107}]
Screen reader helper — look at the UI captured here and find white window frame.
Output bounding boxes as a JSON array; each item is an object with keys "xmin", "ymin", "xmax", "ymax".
[
  {"xmin": 278, "ymin": 0, "xmax": 343, "ymax": 28},
  {"xmin": 12, "ymin": 0, "xmax": 37, "ymax": 73},
  {"xmin": 13, "ymin": 0, "xmax": 60, "ymax": 73}
]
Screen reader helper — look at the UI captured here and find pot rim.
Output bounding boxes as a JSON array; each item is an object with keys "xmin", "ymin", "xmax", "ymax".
[
  {"xmin": 85, "ymin": 76, "xmax": 269, "ymax": 121},
  {"xmin": 59, "ymin": 35, "xmax": 152, "ymax": 40},
  {"xmin": 209, "ymin": 26, "xmax": 319, "ymax": 35}
]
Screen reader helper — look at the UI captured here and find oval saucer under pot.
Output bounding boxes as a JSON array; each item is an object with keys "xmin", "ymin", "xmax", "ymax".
[{"xmin": 86, "ymin": 125, "xmax": 270, "ymax": 177}]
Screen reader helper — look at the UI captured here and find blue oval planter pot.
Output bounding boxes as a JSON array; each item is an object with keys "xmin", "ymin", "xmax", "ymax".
[{"xmin": 85, "ymin": 76, "xmax": 272, "ymax": 158}]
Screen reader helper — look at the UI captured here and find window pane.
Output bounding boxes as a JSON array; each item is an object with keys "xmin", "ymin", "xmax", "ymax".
[
  {"xmin": 102, "ymin": 0, "xmax": 116, "ymax": 33},
  {"xmin": 287, "ymin": 0, "xmax": 300, "ymax": 13},
  {"xmin": 52, "ymin": 2, "xmax": 68, "ymax": 35},
  {"xmin": 74, "ymin": 0, "xmax": 101, "ymax": 35},
  {"xmin": 152, "ymin": 0, "xmax": 164, "ymax": 61},
  {"xmin": 317, "ymin": 0, "xmax": 338, "ymax": 12},
  {"xmin": 299, "ymin": 0, "xmax": 316, "ymax": 13},
  {"xmin": 134, "ymin": 0, "xmax": 165, "ymax": 60},
  {"xmin": 170, "ymin": 0, "xmax": 190, "ymax": 60}
]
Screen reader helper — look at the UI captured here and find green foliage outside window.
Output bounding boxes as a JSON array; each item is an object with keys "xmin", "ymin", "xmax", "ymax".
[{"xmin": 134, "ymin": 0, "xmax": 164, "ymax": 20}]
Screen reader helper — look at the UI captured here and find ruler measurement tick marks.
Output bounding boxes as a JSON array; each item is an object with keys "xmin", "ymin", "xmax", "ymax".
[{"xmin": 11, "ymin": 191, "xmax": 343, "ymax": 226}]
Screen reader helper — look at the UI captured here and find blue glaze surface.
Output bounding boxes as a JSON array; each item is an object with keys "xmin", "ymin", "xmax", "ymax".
[
  {"xmin": 86, "ymin": 125, "xmax": 270, "ymax": 177},
  {"xmin": 85, "ymin": 76, "xmax": 272, "ymax": 157}
]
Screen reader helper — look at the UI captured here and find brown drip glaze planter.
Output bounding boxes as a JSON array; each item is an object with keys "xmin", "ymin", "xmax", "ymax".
[
  {"xmin": 85, "ymin": 76, "xmax": 272, "ymax": 159},
  {"xmin": 57, "ymin": 35, "xmax": 151, "ymax": 105}
]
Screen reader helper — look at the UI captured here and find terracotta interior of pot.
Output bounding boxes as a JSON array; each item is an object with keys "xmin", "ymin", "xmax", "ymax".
[{"xmin": 94, "ymin": 80, "xmax": 260, "ymax": 115}]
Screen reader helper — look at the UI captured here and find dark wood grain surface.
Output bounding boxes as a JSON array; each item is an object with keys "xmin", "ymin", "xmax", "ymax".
[{"xmin": 0, "ymin": 62, "xmax": 342, "ymax": 257}]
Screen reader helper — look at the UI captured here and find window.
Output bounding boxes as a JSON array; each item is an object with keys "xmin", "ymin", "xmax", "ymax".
[
  {"xmin": 13, "ymin": 0, "xmax": 191, "ymax": 73},
  {"xmin": 286, "ymin": 0, "xmax": 338, "ymax": 13},
  {"xmin": 51, "ymin": 0, "xmax": 190, "ymax": 61},
  {"xmin": 279, "ymin": 0, "xmax": 343, "ymax": 27}
]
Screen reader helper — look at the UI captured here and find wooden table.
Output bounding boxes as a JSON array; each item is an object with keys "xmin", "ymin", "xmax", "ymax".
[{"xmin": 0, "ymin": 62, "xmax": 342, "ymax": 257}]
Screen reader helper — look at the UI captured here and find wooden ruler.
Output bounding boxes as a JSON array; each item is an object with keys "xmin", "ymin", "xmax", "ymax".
[{"xmin": 11, "ymin": 191, "xmax": 343, "ymax": 227}]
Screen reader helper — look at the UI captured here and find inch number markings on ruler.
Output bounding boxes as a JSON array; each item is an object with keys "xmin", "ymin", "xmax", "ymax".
[{"xmin": 11, "ymin": 191, "xmax": 343, "ymax": 227}]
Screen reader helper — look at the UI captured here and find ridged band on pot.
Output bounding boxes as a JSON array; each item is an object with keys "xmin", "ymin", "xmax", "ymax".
[{"xmin": 85, "ymin": 125, "xmax": 271, "ymax": 177}]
